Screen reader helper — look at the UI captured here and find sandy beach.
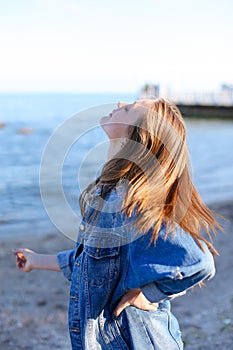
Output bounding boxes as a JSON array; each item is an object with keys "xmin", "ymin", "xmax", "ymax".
[{"xmin": 0, "ymin": 201, "xmax": 232, "ymax": 350}]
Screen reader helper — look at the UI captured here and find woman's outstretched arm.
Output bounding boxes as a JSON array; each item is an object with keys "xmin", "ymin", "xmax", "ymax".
[{"xmin": 13, "ymin": 248, "xmax": 61, "ymax": 272}]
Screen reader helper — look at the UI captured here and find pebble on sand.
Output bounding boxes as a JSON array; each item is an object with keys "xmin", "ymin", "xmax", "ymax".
[{"xmin": 17, "ymin": 127, "xmax": 34, "ymax": 135}]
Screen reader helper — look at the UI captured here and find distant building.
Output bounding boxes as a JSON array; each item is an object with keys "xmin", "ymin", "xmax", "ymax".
[
  {"xmin": 140, "ymin": 84, "xmax": 160, "ymax": 99},
  {"xmin": 139, "ymin": 83, "xmax": 233, "ymax": 106}
]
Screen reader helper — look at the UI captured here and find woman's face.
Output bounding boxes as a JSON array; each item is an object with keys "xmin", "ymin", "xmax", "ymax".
[{"xmin": 100, "ymin": 100, "xmax": 152, "ymax": 140}]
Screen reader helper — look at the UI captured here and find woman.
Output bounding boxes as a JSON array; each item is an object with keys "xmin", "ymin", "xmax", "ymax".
[{"xmin": 14, "ymin": 98, "xmax": 221, "ymax": 350}]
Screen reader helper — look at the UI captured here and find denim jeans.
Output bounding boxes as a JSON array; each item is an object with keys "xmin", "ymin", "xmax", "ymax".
[{"xmin": 69, "ymin": 300, "xmax": 183, "ymax": 350}]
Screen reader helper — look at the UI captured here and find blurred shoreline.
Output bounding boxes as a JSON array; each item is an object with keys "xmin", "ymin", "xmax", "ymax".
[{"xmin": 1, "ymin": 197, "xmax": 232, "ymax": 241}]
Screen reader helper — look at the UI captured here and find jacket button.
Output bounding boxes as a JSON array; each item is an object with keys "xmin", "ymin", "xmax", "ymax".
[
  {"xmin": 71, "ymin": 329, "xmax": 81, "ymax": 333},
  {"xmin": 175, "ymin": 271, "xmax": 183, "ymax": 280},
  {"xmin": 173, "ymin": 267, "xmax": 184, "ymax": 280},
  {"xmin": 79, "ymin": 224, "xmax": 85, "ymax": 231}
]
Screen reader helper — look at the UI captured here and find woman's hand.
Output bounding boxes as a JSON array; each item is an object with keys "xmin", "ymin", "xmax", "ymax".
[
  {"xmin": 13, "ymin": 248, "xmax": 36, "ymax": 272},
  {"xmin": 113, "ymin": 288, "xmax": 158, "ymax": 317}
]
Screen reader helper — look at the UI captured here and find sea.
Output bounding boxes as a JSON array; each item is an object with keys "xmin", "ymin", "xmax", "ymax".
[{"xmin": 1, "ymin": 93, "xmax": 233, "ymax": 239}]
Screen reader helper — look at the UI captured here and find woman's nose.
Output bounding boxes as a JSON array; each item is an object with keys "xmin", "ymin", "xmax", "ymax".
[{"xmin": 117, "ymin": 101, "xmax": 127, "ymax": 108}]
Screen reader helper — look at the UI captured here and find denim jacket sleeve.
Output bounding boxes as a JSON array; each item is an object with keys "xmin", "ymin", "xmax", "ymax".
[
  {"xmin": 124, "ymin": 223, "xmax": 216, "ymax": 303},
  {"xmin": 57, "ymin": 249, "xmax": 76, "ymax": 281},
  {"xmin": 141, "ymin": 242, "xmax": 215, "ymax": 303}
]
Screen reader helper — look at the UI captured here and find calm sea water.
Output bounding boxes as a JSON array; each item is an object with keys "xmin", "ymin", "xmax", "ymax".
[{"xmin": 0, "ymin": 93, "xmax": 233, "ymax": 238}]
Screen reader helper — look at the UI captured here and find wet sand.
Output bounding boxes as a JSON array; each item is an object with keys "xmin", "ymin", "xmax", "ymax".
[{"xmin": 0, "ymin": 201, "xmax": 232, "ymax": 349}]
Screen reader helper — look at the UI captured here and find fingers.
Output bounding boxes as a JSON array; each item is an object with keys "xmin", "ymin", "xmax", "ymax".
[
  {"xmin": 113, "ymin": 289, "xmax": 136, "ymax": 317},
  {"xmin": 113, "ymin": 298, "xmax": 130, "ymax": 317},
  {"xmin": 17, "ymin": 255, "xmax": 27, "ymax": 269},
  {"xmin": 14, "ymin": 252, "xmax": 27, "ymax": 270},
  {"xmin": 113, "ymin": 289, "xmax": 158, "ymax": 318},
  {"xmin": 12, "ymin": 248, "xmax": 32, "ymax": 272},
  {"xmin": 114, "ymin": 300, "xmax": 158, "ymax": 318},
  {"xmin": 144, "ymin": 303, "xmax": 158, "ymax": 312}
]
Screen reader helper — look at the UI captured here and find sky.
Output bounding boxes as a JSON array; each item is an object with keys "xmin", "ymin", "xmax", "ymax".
[{"xmin": 0, "ymin": 0, "xmax": 232, "ymax": 93}]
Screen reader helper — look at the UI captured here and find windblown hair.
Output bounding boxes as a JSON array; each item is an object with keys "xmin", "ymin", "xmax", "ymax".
[{"xmin": 80, "ymin": 98, "xmax": 221, "ymax": 254}]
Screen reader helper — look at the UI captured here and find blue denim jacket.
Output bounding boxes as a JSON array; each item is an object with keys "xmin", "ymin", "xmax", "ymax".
[{"xmin": 57, "ymin": 185, "xmax": 215, "ymax": 350}]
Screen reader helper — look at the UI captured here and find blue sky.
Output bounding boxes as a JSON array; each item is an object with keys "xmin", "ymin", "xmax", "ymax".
[{"xmin": 0, "ymin": 0, "xmax": 232, "ymax": 93}]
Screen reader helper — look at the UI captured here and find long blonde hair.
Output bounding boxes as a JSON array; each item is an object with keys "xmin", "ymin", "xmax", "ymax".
[{"xmin": 80, "ymin": 98, "xmax": 221, "ymax": 253}]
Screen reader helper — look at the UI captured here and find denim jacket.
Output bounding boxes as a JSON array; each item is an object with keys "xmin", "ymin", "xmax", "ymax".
[{"xmin": 57, "ymin": 184, "xmax": 215, "ymax": 350}]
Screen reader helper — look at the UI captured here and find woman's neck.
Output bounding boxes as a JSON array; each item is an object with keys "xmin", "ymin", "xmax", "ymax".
[{"xmin": 107, "ymin": 139, "xmax": 125, "ymax": 160}]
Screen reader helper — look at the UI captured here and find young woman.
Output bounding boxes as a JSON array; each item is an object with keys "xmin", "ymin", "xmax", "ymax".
[{"xmin": 14, "ymin": 98, "xmax": 220, "ymax": 350}]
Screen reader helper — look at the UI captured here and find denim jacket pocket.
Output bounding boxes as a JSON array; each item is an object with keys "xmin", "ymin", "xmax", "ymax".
[{"xmin": 84, "ymin": 245, "xmax": 120, "ymax": 287}]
